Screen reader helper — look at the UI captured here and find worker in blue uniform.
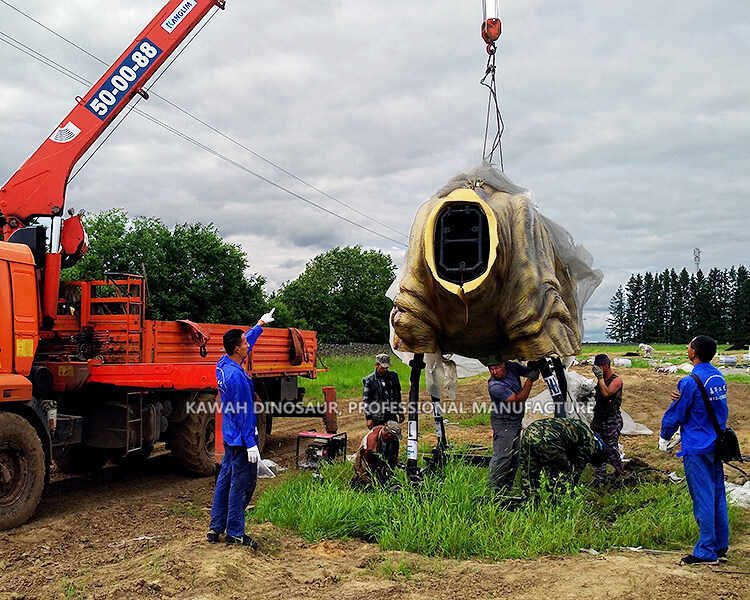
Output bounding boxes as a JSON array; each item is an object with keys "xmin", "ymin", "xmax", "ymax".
[
  {"xmin": 207, "ymin": 308, "xmax": 275, "ymax": 547},
  {"xmin": 659, "ymin": 335, "xmax": 730, "ymax": 566}
]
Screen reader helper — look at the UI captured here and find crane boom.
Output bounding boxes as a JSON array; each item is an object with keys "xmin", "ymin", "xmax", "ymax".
[
  {"xmin": 0, "ymin": 0, "xmax": 225, "ymax": 236},
  {"xmin": 0, "ymin": 0, "xmax": 225, "ymax": 325}
]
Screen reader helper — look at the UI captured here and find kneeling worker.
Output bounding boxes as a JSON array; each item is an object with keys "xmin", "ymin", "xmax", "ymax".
[
  {"xmin": 519, "ymin": 417, "xmax": 607, "ymax": 498},
  {"xmin": 351, "ymin": 420, "xmax": 402, "ymax": 488}
]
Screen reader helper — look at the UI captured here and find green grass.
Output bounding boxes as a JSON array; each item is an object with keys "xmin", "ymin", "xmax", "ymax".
[
  {"xmin": 169, "ymin": 501, "xmax": 202, "ymax": 518},
  {"xmin": 303, "ymin": 354, "xmax": 431, "ymax": 402},
  {"xmin": 457, "ymin": 412, "xmax": 491, "ymax": 427},
  {"xmin": 379, "ymin": 557, "xmax": 417, "ymax": 580},
  {"xmin": 252, "ymin": 460, "xmax": 746, "ymax": 560},
  {"xmin": 627, "ymin": 358, "xmax": 652, "ymax": 368},
  {"xmin": 724, "ymin": 374, "xmax": 750, "ymax": 384}
]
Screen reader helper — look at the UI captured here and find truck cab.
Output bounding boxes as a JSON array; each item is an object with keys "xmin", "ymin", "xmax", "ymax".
[{"xmin": 0, "ymin": 241, "xmax": 49, "ymax": 530}]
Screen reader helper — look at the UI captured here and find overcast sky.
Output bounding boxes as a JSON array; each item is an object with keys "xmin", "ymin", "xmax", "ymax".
[{"xmin": 1, "ymin": 1, "xmax": 748, "ymax": 340}]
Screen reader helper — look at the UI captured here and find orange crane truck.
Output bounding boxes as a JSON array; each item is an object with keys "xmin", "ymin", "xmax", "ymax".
[{"xmin": 0, "ymin": 0, "xmax": 333, "ymax": 530}]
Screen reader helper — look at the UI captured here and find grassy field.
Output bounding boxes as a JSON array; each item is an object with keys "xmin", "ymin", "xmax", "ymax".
[
  {"xmin": 303, "ymin": 345, "xmax": 749, "ymax": 403},
  {"xmin": 253, "ymin": 460, "xmax": 746, "ymax": 560},
  {"xmin": 304, "ymin": 355, "xmax": 421, "ymax": 402}
]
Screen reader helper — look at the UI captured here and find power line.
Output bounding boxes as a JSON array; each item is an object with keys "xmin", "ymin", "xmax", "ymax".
[
  {"xmin": 0, "ymin": 0, "xmax": 409, "ymax": 240},
  {"xmin": 0, "ymin": 31, "xmax": 408, "ymax": 248}
]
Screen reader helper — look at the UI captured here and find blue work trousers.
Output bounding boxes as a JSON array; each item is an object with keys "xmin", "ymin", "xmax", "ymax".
[
  {"xmin": 683, "ymin": 452, "xmax": 730, "ymax": 560},
  {"xmin": 209, "ymin": 444, "xmax": 258, "ymax": 538}
]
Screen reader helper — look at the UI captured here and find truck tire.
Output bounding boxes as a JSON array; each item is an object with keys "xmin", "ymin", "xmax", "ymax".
[
  {"xmin": 169, "ymin": 393, "xmax": 215, "ymax": 476},
  {"xmin": 256, "ymin": 410, "xmax": 268, "ymax": 453},
  {"xmin": 0, "ymin": 412, "xmax": 46, "ymax": 530}
]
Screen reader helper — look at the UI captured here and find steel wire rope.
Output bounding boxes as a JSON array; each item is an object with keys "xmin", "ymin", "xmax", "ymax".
[
  {"xmin": 0, "ymin": 0, "xmax": 409, "ymax": 240},
  {"xmin": 0, "ymin": 31, "xmax": 408, "ymax": 247},
  {"xmin": 480, "ymin": 48, "xmax": 505, "ymax": 171}
]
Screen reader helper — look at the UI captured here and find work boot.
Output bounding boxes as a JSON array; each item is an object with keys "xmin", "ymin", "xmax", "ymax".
[
  {"xmin": 226, "ymin": 534, "xmax": 259, "ymax": 549},
  {"xmin": 206, "ymin": 530, "xmax": 220, "ymax": 543},
  {"xmin": 717, "ymin": 548, "xmax": 728, "ymax": 563},
  {"xmin": 679, "ymin": 554, "xmax": 718, "ymax": 566}
]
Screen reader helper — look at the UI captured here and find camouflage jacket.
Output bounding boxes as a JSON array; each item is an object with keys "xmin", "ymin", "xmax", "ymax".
[{"xmin": 522, "ymin": 418, "xmax": 597, "ymax": 471}]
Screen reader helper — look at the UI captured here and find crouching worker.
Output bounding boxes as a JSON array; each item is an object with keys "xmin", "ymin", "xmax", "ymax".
[
  {"xmin": 207, "ymin": 309, "xmax": 275, "ymax": 548},
  {"xmin": 351, "ymin": 420, "xmax": 402, "ymax": 489},
  {"xmin": 519, "ymin": 417, "xmax": 607, "ymax": 498}
]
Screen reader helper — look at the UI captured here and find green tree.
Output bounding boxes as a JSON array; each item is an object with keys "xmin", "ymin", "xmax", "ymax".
[
  {"xmin": 691, "ymin": 270, "xmax": 713, "ymax": 338},
  {"xmin": 605, "ymin": 285, "xmax": 626, "ymax": 342},
  {"xmin": 62, "ymin": 209, "xmax": 267, "ymax": 324},
  {"xmin": 732, "ymin": 266, "xmax": 750, "ymax": 343},
  {"xmin": 624, "ymin": 274, "xmax": 643, "ymax": 342},
  {"xmin": 277, "ymin": 246, "xmax": 396, "ymax": 343}
]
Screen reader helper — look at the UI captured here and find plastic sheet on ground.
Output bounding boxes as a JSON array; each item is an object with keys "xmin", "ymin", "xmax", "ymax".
[
  {"xmin": 726, "ymin": 481, "xmax": 750, "ymax": 509},
  {"xmin": 257, "ymin": 458, "xmax": 277, "ymax": 478},
  {"xmin": 522, "ymin": 370, "xmax": 652, "ymax": 436}
]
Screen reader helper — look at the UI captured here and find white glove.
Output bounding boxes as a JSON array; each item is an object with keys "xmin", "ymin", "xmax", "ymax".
[
  {"xmin": 247, "ymin": 445, "xmax": 260, "ymax": 463},
  {"xmin": 657, "ymin": 437, "xmax": 670, "ymax": 452},
  {"xmin": 258, "ymin": 307, "xmax": 275, "ymax": 325},
  {"xmin": 592, "ymin": 366, "xmax": 604, "ymax": 380}
]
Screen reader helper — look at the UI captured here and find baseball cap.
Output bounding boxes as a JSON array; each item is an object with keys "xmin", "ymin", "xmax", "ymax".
[
  {"xmin": 384, "ymin": 420, "xmax": 402, "ymax": 439},
  {"xmin": 375, "ymin": 353, "xmax": 391, "ymax": 368},
  {"xmin": 483, "ymin": 353, "xmax": 504, "ymax": 367}
]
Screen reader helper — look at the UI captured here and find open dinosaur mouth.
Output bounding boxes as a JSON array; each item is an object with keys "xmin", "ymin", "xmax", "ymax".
[
  {"xmin": 424, "ymin": 188, "xmax": 498, "ymax": 294},
  {"xmin": 434, "ymin": 202, "xmax": 490, "ymax": 285}
]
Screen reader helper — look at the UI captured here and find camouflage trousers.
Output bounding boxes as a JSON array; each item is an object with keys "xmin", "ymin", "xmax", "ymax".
[
  {"xmin": 519, "ymin": 440, "xmax": 579, "ymax": 497},
  {"xmin": 591, "ymin": 413, "xmax": 624, "ymax": 482}
]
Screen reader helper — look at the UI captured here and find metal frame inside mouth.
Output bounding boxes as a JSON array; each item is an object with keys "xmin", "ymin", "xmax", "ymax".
[
  {"xmin": 423, "ymin": 188, "xmax": 498, "ymax": 295},
  {"xmin": 434, "ymin": 202, "xmax": 490, "ymax": 286}
]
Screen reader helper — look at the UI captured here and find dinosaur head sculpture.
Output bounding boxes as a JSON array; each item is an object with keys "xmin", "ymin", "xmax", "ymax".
[{"xmin": 391, "ymin": 164, "xmax": 602, "ymax": 364}]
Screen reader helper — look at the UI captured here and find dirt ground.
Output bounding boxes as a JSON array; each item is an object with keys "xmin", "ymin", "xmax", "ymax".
[{"xmin": 2, "ymin": 367, "xmax": 749, "ymax": 600}]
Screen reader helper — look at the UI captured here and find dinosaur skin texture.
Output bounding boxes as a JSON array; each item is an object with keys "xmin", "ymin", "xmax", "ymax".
[{"xmin": 391, "ymin": 186, "xmax": 580, "ymax": 363}]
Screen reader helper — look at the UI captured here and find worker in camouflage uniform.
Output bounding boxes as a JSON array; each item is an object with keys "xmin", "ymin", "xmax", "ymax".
[
  {"xmin": 351, "ymin": 421, "xmax": 401, "ymax": 489},
  {"xmin": 591, "ymin": 353, "xmax": 624, "ymax": 484},
  {"xmin": 519, "ymin": 417, "xmax": 607, "ymax": 498}
]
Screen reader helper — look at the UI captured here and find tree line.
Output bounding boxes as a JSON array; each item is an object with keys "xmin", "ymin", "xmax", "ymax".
[
  {"xmin": 605, "ymin": 266, "xmax": 750, "ymax": 344},
  {"xmin": 63, "ymin": 210, "xmax": 397, "ymax": 343}
]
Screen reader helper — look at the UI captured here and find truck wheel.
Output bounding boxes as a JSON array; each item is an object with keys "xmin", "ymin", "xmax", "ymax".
[
  {"xmin": 0, "ymin": 412, "xmax": 46, "ymax": 530},
  {"xmin": 169, "ymin": 393, "xmax": 215, "ymax": 476},
  {"xmin": 256, "ymin": 410, "xmax": 267, "ymax": 453}
]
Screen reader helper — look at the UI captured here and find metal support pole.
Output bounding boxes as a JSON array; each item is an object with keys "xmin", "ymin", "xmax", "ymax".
[
  {"xmin": 432, "ymin": 396, "xmax": 447, "ymax": 450},
  {"xmin": 407, "ymin": 353, "xmax": 425, "ymax": 482},
  {"xmin": 551, "ymin": 356, "xmax": 568, "ymax": 417},
  {"xmin": 430, "ymin": 395, "xmax": 448, "ymax": 469},
  {"xmin": 536, "ymin": 358, "xmax": 567, "ymax": 418}
]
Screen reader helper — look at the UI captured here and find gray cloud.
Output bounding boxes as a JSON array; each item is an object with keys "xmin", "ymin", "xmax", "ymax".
[{"xmin": 1, "ymin": 0, "xmax": 748, "ymax": 341}]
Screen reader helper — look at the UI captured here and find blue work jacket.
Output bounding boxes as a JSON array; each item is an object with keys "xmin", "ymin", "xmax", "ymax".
[
  {"xmin": 216, "ymin": 326, "xmax": 263, "ymax": 448},
  {"xmin": 660, "ymin": 362, "xmax": 729, "ymax": 456}
]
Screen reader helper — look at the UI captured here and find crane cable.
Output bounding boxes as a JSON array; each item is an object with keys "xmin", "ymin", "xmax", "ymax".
[{"xmin": 480, "ymin": 0, "xmax": 505, "ymax": 171}]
